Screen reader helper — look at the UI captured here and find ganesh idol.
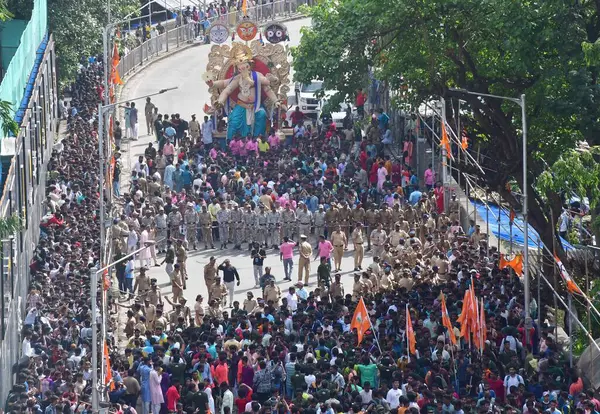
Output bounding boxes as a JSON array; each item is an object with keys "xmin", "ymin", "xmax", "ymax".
[{"xmin": 206, "ymin": 43, "xmax": 282, "ymax": 140}]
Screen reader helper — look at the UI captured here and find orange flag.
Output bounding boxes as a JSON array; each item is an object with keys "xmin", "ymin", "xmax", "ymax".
[
  {"xmin": 509, "ymin": 254, "xmax": 523, "ymax": 276},
  {"xmin": 440, "ymin": 122, "xmax": 451, "ymax": 158},
  {"xmin": 499, "ymin": 254, "xmax": 509, "ymax": 270},
  {"xmin": 111, "ymin": 42, "xmax": 124, "ymax": 86},
  {"xmin": 554, "ymin": 254, "xmax": 582, "ymax": 295},
  {"xmin": 461, "ymin": 129, "xmax": 468, "ymax": 150},
  {"xmin": 406, "ymin": 305, "xmax": 416, "ymax": 355},
  {"xmin": 509, "ymin": 208, "xmax": 516, "ymax": 224},
  {"xmin": 104, "ymin": 341, "xmax": 115, "ymax": 390},
  {"xmin": 350, "ymin": 298, "xmax": 371, "ymax": 345},
  {"xmin": 480, "ymin": 298, "xmax": 487, "ymax": 345},
  {"xmin": 440, "ymin": 294, "xmax": 457, "ymax": 345},
  {"xmin": 242, "ymin": 0, "xmax": 248, "ymax": 15},
  {"xmin": 469, "ymin": 284, "xmax": 480, "ymax": 349},
  {"xmin": 499, "ymin": 254, "xmax": 523, "ymax": 276}
]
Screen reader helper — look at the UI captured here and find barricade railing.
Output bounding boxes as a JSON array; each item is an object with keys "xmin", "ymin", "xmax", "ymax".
[{"xmin": 115, "ymin": 0, "xmax": 305, "ymax": 79}]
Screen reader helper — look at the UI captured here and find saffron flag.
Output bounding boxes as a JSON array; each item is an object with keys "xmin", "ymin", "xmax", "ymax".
[
  {"xmin": 242, "ymin": 0, "xmax": 248, "ymax": 15},
  {"xmin": 468, "ymin": 284, "xmax": 480, "ymax": 348},
  {"xmin": 350, "ymin": 297, "xmax": 371, "ymax": 345},
  {"xmin": 499, "ymin": 253, "xmax": 523, "ymax": 276},
  {"xmin": 111, "ymin": 42, "xmax": 124, "ymax": 86},
  {"xmin": 406, "ymin": 305, "xmax": 417, "ymax": 354},
  {"xmin": 440, "ymin": 122, "xmax": 451, "ymax": 158},
  {"xmin": 554, "ymin": 254, "xmax": 582, "ymax": 295},
  {"xmin": 440, "ymin": 294, "xmax": 457, "ymax": 345},
  {"xmin": 509, "ymin": 208, "xmax": 516, "ymax": 225},
  {"xmin": 457, "ymin": 289, "xmax": 471, "ymax": 342},
  {"xmin": 104, "ymin": 341, "xmax": 115, "ymax": 390}
]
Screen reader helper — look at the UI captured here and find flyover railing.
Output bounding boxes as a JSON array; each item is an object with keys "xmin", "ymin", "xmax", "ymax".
[{"xmin": 116, "ymin": 0, "xmax": 307, "ymax": 79}]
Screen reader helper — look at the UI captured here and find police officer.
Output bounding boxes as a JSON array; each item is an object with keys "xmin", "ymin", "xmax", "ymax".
[
  {"xmin": 370, "ymin": 222, "xmax": 387, "ymax": 258},
  {"xmin": 210, "ymin": 277, "xmax": 228, "ymax": 307},
  {"xmin": 313, "ymin": 204, "xmax": 326, "ymax": 247},
  {"xmin": 351, "ymin": 222, "xmax": 365, "ymax": 271},
  {"xmin": 267, "ymin": 205, "xmax": 281, "ymax": 249},
  {"xmin": 351, "ymin": 203, "xmax": 366, "ymax": 236},
  {"xmin": 379, "ymin": 203, "xmax": 393, "ymax": 232},
  {"xmin": 257, "ymin": 206, "xmax": 269, "ymax": 248},
  {"xmin": 338, "ymin": 202, "xmax": 352, "ymax": 239},
  {"xmin": 204, "ymin": 257, "xmax": 218, "ymax": 301},
  {"xmin": 281, "ymin": 204, "xmax": 296, "ymax": 239},
  {"xmin": 243, "ymin": 204, "xmax": 258, "ymax": 249},
  {"xmin": 330, "ymin": 225, "xmax": 347, "ymax": 273},
  {"xmin": 230, "ymin": 204, "xmax": 244, "ymax": 249},
  {"xmin": 391, "ymin": 203, "xmax": 403, "ymax": 226},
  {"xmin": 168, "ymin": 206, "xmax": 183, "ymax": 241},
  {"xmin": 296, "ymin": 202, "xmax": 312, "ymax": 242},
  {"xmin": 198, "ymin": 204, "xmax": 214, "ymax": 249},
  {"xmin": 216, "ymin": 201, "xmax": 230, "ymax": 250},
  {"xmin": 324, "ymin": 203, "xmax": 338, "ymax": 239},
  {"xmin": 365, "ymin": 205, "xmax": 379, "ymax": 251},
  {"xmin": 184, "ymin": 202, "xmax": 199, "ymax": 250}
]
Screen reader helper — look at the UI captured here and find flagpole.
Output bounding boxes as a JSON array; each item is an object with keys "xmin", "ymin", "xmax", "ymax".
[
  {"xmin": 480, "ymin": 298, "xmax": 484, "ymax": 355},
  {"xmin": 406, "ymin": 304, "xmax": 410, "ymax": 362},
  {"xmin": 365, "ymin": 299, "xmax": 383, "ymax": 354},
  {"xmin": 509, "ymin": 219, "xmax": 513, "ymax": 255}
]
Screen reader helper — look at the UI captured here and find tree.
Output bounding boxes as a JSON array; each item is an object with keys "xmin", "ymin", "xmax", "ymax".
[
  {"xmin": 7, "ymin": 0, "xmax": 138, "ymax": 89},
  {"xmin": 537, "ymin": 145, "xmax": 600, "ymax": 244},
  {"xmin": 49, "ymin": 0, "xmax": 138, "ymax": 89},
  {"xmin": 293, "ymin": 0, "xmax": 600, "ymax": 272}
]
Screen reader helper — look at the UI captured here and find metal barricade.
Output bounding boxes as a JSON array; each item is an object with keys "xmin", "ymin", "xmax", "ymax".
[{"xmin": 115, "ymin": 1, "xmax": 304, "ymax": 79}]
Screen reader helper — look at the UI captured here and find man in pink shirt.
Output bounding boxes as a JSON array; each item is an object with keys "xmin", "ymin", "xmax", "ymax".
[
  {"xmin": 163, "ymin": 141, "xmax": 175, "ymax": 157},
  {"xmin": 229, "ymin": 136, "xmax": 240, "ymax": 156},
  {"xmin": 424, "ymin": 163, "xmax": 435, "ymax": 190},
  {"xmin": 246, "ymin": 136, "xmax": 258, "ymax": 158},
  {"xmin": 315, "ymin": 235, "xmax": 333, "ymax": 267},
  {"xmin": 239, "ymin": 137, "xmax": 249, "ymax": 157},
  {"xmin": 268, "ymin": 132, "xmax": 279, "ymax": 149},
  {"xmin": 279, "ymin": 236, "xmax": 296, "ymax": 281}
]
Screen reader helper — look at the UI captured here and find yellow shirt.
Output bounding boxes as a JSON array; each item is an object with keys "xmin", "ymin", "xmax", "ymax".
[
  {"xmin": 258, "ymin": 140, "xmax": 270, "ymax": 152},
  {"xmin": 208, "ymin": 203, "xmax": 221, "ymax": 221}
]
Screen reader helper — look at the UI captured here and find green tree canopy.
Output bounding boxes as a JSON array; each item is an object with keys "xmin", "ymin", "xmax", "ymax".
[{"xmin": 293, "ymin": 0, "xmax": 600, "ymax": 264}]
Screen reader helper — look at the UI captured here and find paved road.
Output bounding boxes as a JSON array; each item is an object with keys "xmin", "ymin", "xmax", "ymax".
[{"xmin": 119, "ymin": 17, "xmax": 375, "ymax": 314}]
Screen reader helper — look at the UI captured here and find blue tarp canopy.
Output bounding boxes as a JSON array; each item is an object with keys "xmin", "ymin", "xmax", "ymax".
[{"xmin": 471, "ymin": 201, "xmax": 575, "ymax": 251}]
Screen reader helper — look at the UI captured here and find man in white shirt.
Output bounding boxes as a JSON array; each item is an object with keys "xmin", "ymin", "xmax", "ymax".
[
  {"xmin": 359, "ymin": 382, "xmax": 373, "ymax": 406},
  {"xmin": 286, "ymin": 287, "xmax": 298, "ymax": 311},
  {"xmin": 558, "ymin": 209, "xmax": 571, "ymax": 239},
  {"xmin": 202, "ymin": 115, "xmax": 214, "ymax": 146},
  {"xmin": 22, "ymin": 333, "xmax": 34, "ymax": 357},
  {"xmin": 504, "ymin": 367, "xmax": 524, "ymax": 396},
  {"xmin": 221, "ymin": 383, "xmax": 234, "ymax": 414},
  {"xmin": 386, "ymin": 380, "xmax": 402, "ymax": 409}
]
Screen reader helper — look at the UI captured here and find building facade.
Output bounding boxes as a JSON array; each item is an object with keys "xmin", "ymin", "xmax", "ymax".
[{"xmin": 0, "ymin": 0, "xmax": 56, "ymax": 402}]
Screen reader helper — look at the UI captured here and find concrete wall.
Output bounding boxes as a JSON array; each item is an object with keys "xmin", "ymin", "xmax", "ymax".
[{"xmin": 0, "ymin": 35, "xmax": 57, "ymax": 405}]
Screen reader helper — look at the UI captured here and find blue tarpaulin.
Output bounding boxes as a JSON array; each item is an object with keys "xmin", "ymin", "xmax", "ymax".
[{"xmin": 471, "ymin": 200, "xmax": 575, "ymax": 251}]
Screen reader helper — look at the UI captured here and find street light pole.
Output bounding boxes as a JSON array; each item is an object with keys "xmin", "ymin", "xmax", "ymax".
[
  {"xmin": 520, "ymin": 93, "xmax": 530, "ymax": 340},
  {"xmin": 448, "ymin": 88, "xmax": 529, "ymax": 341}
]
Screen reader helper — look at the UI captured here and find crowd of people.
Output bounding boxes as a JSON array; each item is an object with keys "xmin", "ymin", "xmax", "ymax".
[{"xmin": 2, "ymin": 51, "xmax": 597, "ymax": 414}]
